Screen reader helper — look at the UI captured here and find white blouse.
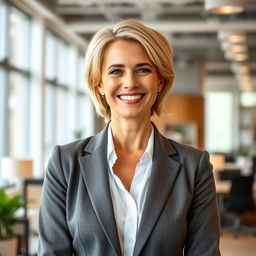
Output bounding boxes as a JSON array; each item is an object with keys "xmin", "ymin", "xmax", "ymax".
[{"xmin": 107, "ymin": 126, "xmax": 154, "ymax": 256}]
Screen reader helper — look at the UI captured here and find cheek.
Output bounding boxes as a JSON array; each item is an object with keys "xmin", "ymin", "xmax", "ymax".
[
  {"xmin": 147, "ymin": 79, "xmax": 159, "ymax": 94},
  {"xmin": 104, "ymin": 83, "xmax": 120, "ymax": 104},
  {"xmin": 101, "ymin": 79, "xmax": 116, "ymax": 93}
]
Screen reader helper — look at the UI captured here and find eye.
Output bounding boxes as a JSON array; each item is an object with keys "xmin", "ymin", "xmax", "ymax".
[
  {"xmin": 136, "ymin": 68, "xmax": 151, "ymax": 74},
  {"xmin": 109, "ymin": 69, "xmax": 123, "ymax": 75}
]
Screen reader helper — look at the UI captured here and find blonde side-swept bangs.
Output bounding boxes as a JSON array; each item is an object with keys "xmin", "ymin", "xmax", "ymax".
[{"xmin": 84, "ymin": 19, "xmax": 175, "ymax": 122}]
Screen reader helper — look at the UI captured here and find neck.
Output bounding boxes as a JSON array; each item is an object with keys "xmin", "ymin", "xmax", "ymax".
[{"xmin": 110, "ymin": 118, "xmax": 152, "ymax": 153}]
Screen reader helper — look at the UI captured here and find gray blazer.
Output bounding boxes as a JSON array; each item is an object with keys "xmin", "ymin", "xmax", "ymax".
[{"xmin": 38, "ymin": 123, "xmax": 220, "ymax": 256}]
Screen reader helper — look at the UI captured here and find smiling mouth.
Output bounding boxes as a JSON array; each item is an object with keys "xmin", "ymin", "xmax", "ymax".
[{"xmin": 118, "ymin": 94, "xmax": 144, "ymax": 101}]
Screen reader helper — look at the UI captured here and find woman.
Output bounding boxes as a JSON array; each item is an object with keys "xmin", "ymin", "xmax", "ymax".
[{"xmin": 38, "ymin": 19, "xmax": 220, "ymax": 256}]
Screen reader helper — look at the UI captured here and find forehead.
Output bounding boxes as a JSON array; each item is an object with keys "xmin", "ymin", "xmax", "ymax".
[{"xmin": 102, "ymin": 39, "xmax": 152, "ymax": 65}]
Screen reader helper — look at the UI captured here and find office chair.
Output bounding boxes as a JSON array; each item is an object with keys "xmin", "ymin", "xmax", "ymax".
[
  {"xmin": 219, "ymin": 169, "xmax": 240, "ymax": 181},
  {"xmin": 252, "ymin": 156, "xmax": 256, "ymax": 179},
  {"xmin": 223, "ymin": 175, "xmax": 256, "ymax": 238}
]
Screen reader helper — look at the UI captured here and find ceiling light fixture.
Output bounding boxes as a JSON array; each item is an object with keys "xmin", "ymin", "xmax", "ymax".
[
  {"xmin": 242, "ymin": 84, "xmax": 252, "ymax": 92},
  {"xmin": 237, "ymin": 75, "xmax": 253, "ymax": 92},
  {"xmin": 218, "ymin": 30, "xmax": 247, "ymax": 43},
  {"xmin": 205, "ymin": 0, "xmax": 244, "ymax": 15},
  {"xmin": 240, "ymin": 75, "xmax": 252, "ymax": 83},
  {"xmin": 221, "ymin": 41, "xmax": 247, "ymax": 53},
  {"xmin": 242, "ymin": 84, "xmax": 253, "ymax": 91},
  {"xmin": 231, "ymin": 63, "xmax": 250, "ymax": 74},
  {"xmin": 228, "ymin": 45, "xmax": 247, "ymax": 53},
  {"xmin": 224, "ymin": 52, "xmax": 248, "ymax": 62}
]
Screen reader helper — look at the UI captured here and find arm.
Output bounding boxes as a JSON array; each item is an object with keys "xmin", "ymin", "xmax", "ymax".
[
  {"xmin": 185, "ymin": 151, "xmax": 221, "ymax": 256},
  {"xmin": 38, "ymin": 146, "xmax": 73, "ymax": 256}
]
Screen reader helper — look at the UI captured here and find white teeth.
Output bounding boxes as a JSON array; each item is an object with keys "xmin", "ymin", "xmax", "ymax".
[{"xmin": 119, "ymin": 95, "xmax": 142, "ymax": 100}]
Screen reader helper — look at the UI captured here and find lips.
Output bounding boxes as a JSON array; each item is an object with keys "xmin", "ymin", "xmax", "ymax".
[
  {"xmin": 119, "ymin": 94, "xmax": 142, "ymax": 100},
  {"xmin": 117, "ymin": 93, "xmax": 145, "ymax": 104}
]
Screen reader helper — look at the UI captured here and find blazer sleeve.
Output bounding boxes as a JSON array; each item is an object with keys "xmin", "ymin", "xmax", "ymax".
[
  {"xmin": 38, "ymin": 145, "xmax": 73, "ymax": 256},
  {"xmin": 185, "ymin": 151, "xmax": 221, "ymax": 256}
]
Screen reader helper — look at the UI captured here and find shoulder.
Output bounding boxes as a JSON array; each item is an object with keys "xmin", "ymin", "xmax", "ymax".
[
  {"xmin": 157, "ymin": 130, "xmax": 211, "ymax": 170},
  {"xmin": 49, "ymin": 124, "xmax": 108, "ymax": 170},
  {"xmin": 47, "ymin": 136, "xmax": 94, "ymax": 173},
  {"xmin": 169, "ymin": 138, "xmax": 205, "ymax": 158},
  {"xmin": 169, "ymin": 139, "xmax": 210, "ymax": 169},
  {"xmin": 153, "ymin": 122, "xmax": 205, "ymax": 160},
  {"xmin": 161, "ymin": 137, "xmax": 213, "ymax": 187},
  {"xmin": 154, "ymin": 124, "xmax": 205, "ymax": 159},
  {"xmin": 58, "ymin": 136, "xmax": 93, "ymax": 156}
]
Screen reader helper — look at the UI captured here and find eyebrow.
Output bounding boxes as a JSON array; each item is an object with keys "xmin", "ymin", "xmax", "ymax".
[{"xmin": 107, "ymin": 62, "xmax": 153, "ymax": 71}]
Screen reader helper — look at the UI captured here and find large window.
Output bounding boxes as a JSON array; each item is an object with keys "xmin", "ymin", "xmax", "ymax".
[
  {"xmin": 0, "ymin": 1, "xmax": 7, "ymax": 61},
  {"xmin": 205, "ymin": 91, "xmax": 234, "ymax": 153},
  {"xmin": 44, "ymin": 32, "xmax": 72, "ymax": 161},
  {"xmin": 9, "ymin": 6, "xmax": 30, "ymax": 70},
  {"xmin": 0, "ymin": 67, "xmax": 7, "ymax": 160},
  {"xmin": 44, "ymin": 83, "xmax": 57, "ymax": 160},
  {"xmin": 241, "ymin": 92, "xmax": 256, "ymax": 107},
  {"xmin": 0, "ymin": 1, "xmax": 92, "ymax": 178},
  {"xmin": 8, "ymin": 72, "xmax": 30, "ymax": 156},
  {"xmin": 44, "ymin": 33, "xmax": 94, "ymax": 167},
  {"xmin": 76, "ymin": 54, "xmax": 94, "ymax": 138},
  {"xmin": 0, "ymin": 3, "xmax": 31, "ymax": 161}
]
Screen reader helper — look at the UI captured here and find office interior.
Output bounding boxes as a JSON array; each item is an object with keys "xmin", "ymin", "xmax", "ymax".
[{"xmin": 0, "ymin": 0, "xmax": 256, "ymax": 255}]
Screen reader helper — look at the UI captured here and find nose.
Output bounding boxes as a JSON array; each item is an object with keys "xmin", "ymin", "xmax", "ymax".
[{"xmin": 122, "ymin": 72, "xmax": 138, "ymax": 89}]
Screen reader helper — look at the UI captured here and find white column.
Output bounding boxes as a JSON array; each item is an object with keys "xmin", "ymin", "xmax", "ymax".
[
  {"xmin": 0, "ymin": 0, "xmax": 9, "ymax": 170},
  {"xmin": 30, "ymin": 17, "xmax": 46, "ymax": 177},
  {"xmin": 67, "ymin": 45, "xmax": 78, "ymax": 142}
]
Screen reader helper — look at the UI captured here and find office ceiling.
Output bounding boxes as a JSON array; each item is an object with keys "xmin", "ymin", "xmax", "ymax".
[{"xmin": 44, "ymin": 0, "xmax": 256, "ymax": 89}]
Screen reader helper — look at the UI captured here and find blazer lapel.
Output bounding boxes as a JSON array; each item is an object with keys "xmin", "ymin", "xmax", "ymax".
[
  {"xmin": 78, "ymin": 125, "xmax": 122, "ymax": 256},
  {"xmin": 133, "ymin": 125, "xmax": 181, "ymax": 256}
]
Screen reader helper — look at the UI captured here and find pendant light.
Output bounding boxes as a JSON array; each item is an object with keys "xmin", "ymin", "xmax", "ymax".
[
  {"xmin": 221, "ymin": 41, "xmax": 247, "ymax": 53},
  {"xmin": 205, "ymin": 0, "xmax": 244, "ymax": 15},
  {"xmin": 224, "ymin": 51, "xmax": 248, "ymax": 62},
  {"xmin": 231, "ymin": 63, "xmax": 250, "ymax": 74},
  {"xmin": 218, "ymin": 30, "xmax": 246, "ymax": 43}
]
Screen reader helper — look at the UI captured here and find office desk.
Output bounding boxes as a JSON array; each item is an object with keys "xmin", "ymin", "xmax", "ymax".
[
  {"xmin": 215, "ymin": 180, "xmax": 256, "ymax": 196},
  {"xmin": 213, "ymin": 163, "xmax": 256, "ymax": 196},
  {"xmin": 213, "ymin": 163, "xmax": 240, "ymax": 195}
]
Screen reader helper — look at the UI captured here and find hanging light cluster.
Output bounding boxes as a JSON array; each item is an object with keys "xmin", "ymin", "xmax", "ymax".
[
  {"xmin": 205, "ymin": 0, "xmax": 252, "ymax": 92},
  {"xmin": 218, "ymin": 30, "xmax": 248, "ymax": 62},
  {"xmin": 205, "ymin": 0, "xmax": 244, "ymax": 15},
  {"xmin": 218, "ymin": 30, "xmax": 252, "ymax": 91},
  {"xmin": 231, "ymin": 63, "xmax": 253, "ymax": 91}
]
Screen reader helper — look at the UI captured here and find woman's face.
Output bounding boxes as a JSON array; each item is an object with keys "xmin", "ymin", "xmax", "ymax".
[{"xmin": 98, "ymin": 39, "xmax": 163, "ymax": 121}]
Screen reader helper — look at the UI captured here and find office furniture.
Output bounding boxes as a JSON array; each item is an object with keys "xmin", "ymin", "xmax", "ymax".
[
  {"xmin": 215, "ymin": 180, "xmax": 256, "ymax": 195},
  {"xmin": 222, "ymin": 175, "xmax": 256, "ymax": 238},
  {"xmin": 6, "ymin": 178, "xmax": 43, "ymax": 256},
  {"xmin": 213, "ymin": 161, "xmax": 256, "ymax": 194},
  {"xmin": 1, "ymin": 158, "xmax": 33, "ymax": 180},
  {"xmin": 210, "ymin": 153, "xmax": 226, "ymax": 170},
  {"xmin": 152, "ymin": 94, "xmax": 205, "ymax": 149},
  {"xmin": 1, "ymin": 158, "xmax": 33, "ymax": 256},
  {"xmin": 218, "ymin": 169, "xmax": 241, "ymax": 181},
  {"xmin": 224, "ymin": 153, "xmax": 236, "ymax": 163},
  {"xmin": 23, "ymin": 178, "xmax": 44, "ymax": 256}
]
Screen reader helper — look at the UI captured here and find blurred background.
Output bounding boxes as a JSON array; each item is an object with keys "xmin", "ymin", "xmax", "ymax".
[{"xmin": 0, "ymin": 0, "xmax": 256, "ymax": 255}]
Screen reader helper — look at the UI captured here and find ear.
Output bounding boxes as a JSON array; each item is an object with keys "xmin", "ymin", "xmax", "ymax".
[
  {"xmin": 157, "ymin": 77, "xmax": 164, "ymax": 93},
  {"xmin": 97, "ymin": 82, "xmax": 104, "ymax": 95}
]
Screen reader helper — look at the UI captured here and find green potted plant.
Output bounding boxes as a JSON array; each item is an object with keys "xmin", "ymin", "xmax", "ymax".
[
  {"xmin": 0, "ymin": 188, "xmax": 25, "ymax": 256},
  {"xmin": 235, "ymin": 146, "xmax": 252, "ymax": 175},
  {"xmin": 74, "ymin": 129, "xmax": 84, "ymax": 140},
  {"xmin": 235, "ymin": 146, "xmax": 249, "ymax": 157}
]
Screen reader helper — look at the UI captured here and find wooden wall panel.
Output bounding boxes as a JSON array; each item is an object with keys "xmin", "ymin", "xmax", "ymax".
[{"xmin": 152, "ymin": 94, "xmax": 205, "ymax": 149}]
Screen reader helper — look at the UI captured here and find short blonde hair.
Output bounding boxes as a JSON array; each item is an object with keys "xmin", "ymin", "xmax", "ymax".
[{"xmin": 84, "ymin": 19, "xmax": 175, "ymax": 121}]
